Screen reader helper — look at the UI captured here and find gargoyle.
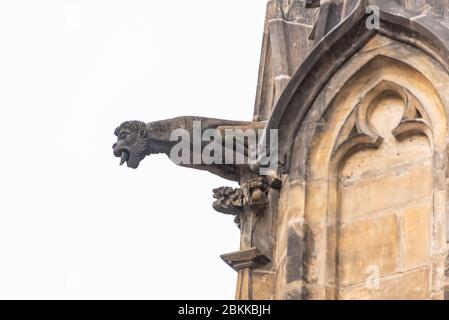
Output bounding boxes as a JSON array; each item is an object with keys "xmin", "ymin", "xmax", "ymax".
[
  {"xmin": 212, "ymin": 176, "xmax": 280, "ymax": 229},
  {"xmin": 241, "ymin": 177, "xmax": 270, "ymax": 208},
  {"xmin": 212, "ymin": 177, "xmax": 273, "ymax": 216},
  {"xmin": 112, "ymin": 116, "xmax": 263, "ymax": 181},
  {"xmin": 212, "ymin": 187, "xmax": 243, "ymax": 216}
]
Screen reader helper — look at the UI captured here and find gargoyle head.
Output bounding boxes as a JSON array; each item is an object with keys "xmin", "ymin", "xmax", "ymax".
[{"xmin": 113, "ymin": 121, "xmax": 149, "ymax": 169}]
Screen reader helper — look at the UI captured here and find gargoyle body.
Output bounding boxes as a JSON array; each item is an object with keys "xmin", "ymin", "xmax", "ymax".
[{"xmin": 112, "ymin": 116, "xmax": 262, "ymax": 181}]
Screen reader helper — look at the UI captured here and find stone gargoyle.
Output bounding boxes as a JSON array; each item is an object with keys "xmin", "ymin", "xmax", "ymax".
[{"xmin": 112, "ymin": 116, "xmax": 264, "ymax": 181}]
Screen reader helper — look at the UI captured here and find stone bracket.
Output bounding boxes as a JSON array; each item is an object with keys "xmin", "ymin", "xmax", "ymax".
[
  {"xmin": 212, "ymin": 175, "xmax": 282, "ymax": 227},
  {"xmin": 212, "ymin": 187, "xmax": 243, "ymax": 216},
  {"xmin": 220, "ymin": 247, "xmax": 271, "ymax": 272}
]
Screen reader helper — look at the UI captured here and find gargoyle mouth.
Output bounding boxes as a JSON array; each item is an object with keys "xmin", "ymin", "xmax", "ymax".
[
  {"xmin": 119, "ymin": 150, "xmax": 130, "ymax": 166},
  {"xmin": 113, "ymin": 146, "xmax": 131, "ymax": 166},
  {"xmin": 113, "ymin": 145, "xmax": 143, "ymax": 169}
]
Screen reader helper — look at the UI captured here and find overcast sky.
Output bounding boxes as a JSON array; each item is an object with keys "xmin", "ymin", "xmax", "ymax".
[{"xmin": 0, "ymin": 0, "xmax": 266, "ymax": 299}]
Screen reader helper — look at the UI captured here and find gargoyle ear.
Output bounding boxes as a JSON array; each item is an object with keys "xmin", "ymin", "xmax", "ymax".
[{"xmin": 140, "ymin": 128, "xmax": 147, "ymax": 138}]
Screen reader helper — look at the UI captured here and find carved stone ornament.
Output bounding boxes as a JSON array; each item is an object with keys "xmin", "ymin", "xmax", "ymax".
[
  {"xmin": 212, "ymin": 187, "xmax": 243, "ymax": 216},
  {"xmin": 212, "ymin": 176, "xmax": 281, "ymax": 212},
  {"xmin": 241, "ymin": 177, "xmax": 270, "ymax": 208},
  {"xmin": 212, "ymin": 175, "xmax": 282, "ymax": 228},
  {"xmin": 220, "ymin": 247, "xmax": 271, "ymax": 272},
  {"xmin": 112, "ymin": 116, "xmax": 260, "ymax": 182}
]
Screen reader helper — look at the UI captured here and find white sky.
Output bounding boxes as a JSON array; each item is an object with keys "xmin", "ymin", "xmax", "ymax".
[{"xmin": 0, "ymin": 0, "xmax": 266, "ymax": 299}]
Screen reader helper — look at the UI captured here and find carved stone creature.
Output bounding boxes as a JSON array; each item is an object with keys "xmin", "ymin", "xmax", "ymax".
[
  {"xmin": 112, "ymin": 116, "xmax": 260, "ymax": 181},
  {"xmin": 212, "ymin": 187, "xmax": 243, "ymax": 216},
  {"xmin": 212, "ymin": 177, "xmax": 271, "ymax": 215},
  {"xmin": 212, "ymin": 176, "xmax": 278, "ymax": 229},
  {"xmin": 241, "ymin": 177, "xmax": 270, "ymax": 207}
]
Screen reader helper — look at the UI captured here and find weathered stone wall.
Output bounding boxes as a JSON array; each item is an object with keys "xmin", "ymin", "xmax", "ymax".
[
  {"xmin": 274, "ymin": 176, "xmax": 306, "ymax": 299},
  {"xmin": 274, "ymin": 34, "xmax": 449, "ymax": 299},
  {"xmin": 337, "ymin": 107, "xmax": 433, "ymax": 299}
]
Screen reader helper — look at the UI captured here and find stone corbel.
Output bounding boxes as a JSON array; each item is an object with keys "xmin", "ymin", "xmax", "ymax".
[
  {"xmin": 220, "ymin": 247, "xmax": 271, "ymax": 272},
  {"xmin": 242, "ymin": 177, "xmax": 270, "ymax": 209},
  {"xmin": 212, "ymin": 175, "xmax": 282, "ymax": 227},
  {"xmin": 215, "ymin": 175, "xmax": 280, "ymax": 296},
  {"xmin": 212, "ymin": 187, "xmax": 243, "ymax": 216}
]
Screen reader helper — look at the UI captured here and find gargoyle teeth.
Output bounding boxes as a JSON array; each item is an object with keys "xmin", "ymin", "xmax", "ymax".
[{"xmin": 120, "ymin": 151, "xmax": 130, "ymax": 166}]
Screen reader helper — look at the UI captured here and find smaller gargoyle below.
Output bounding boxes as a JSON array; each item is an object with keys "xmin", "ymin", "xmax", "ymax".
[
  {"xmin": 212, "ymin": 176, "xmax": 277, "ymax": 228},
  {"xmin": 212, "ymin": 187, "xmax": 244, "ymax": 216},
  {"xmin": 241, "ymin": 177, "xmax": 270, "ymax": 208},
  {"xmin": 212, "ymin": 176, "xmax": 281, "ymax": 214},
  {"xmin": 212, "ymin": 177, "xmax": 271, "ymax": 215}
]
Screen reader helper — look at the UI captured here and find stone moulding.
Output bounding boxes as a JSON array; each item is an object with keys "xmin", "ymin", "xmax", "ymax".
[
  {"xmin": 332, "ymin": 81, "xmax": 434, "ymax": 159},
  {"xmin": 392, "ymin": 119, "xmax": 433, "ymax": 143},
  {"xmin": 220, "ymin": 248, "xmax": 271, "ymax": 272}
]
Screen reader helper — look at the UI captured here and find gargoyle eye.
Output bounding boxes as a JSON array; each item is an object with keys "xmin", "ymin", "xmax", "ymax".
[{"xmin": 119, "ymin": 132, "xmax": 128, "ymax": 139}]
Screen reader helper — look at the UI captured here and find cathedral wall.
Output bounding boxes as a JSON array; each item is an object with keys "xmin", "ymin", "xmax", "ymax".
[{"xmin": 275, "ymin": 34, "xmax": 449, "ymax": 299}]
